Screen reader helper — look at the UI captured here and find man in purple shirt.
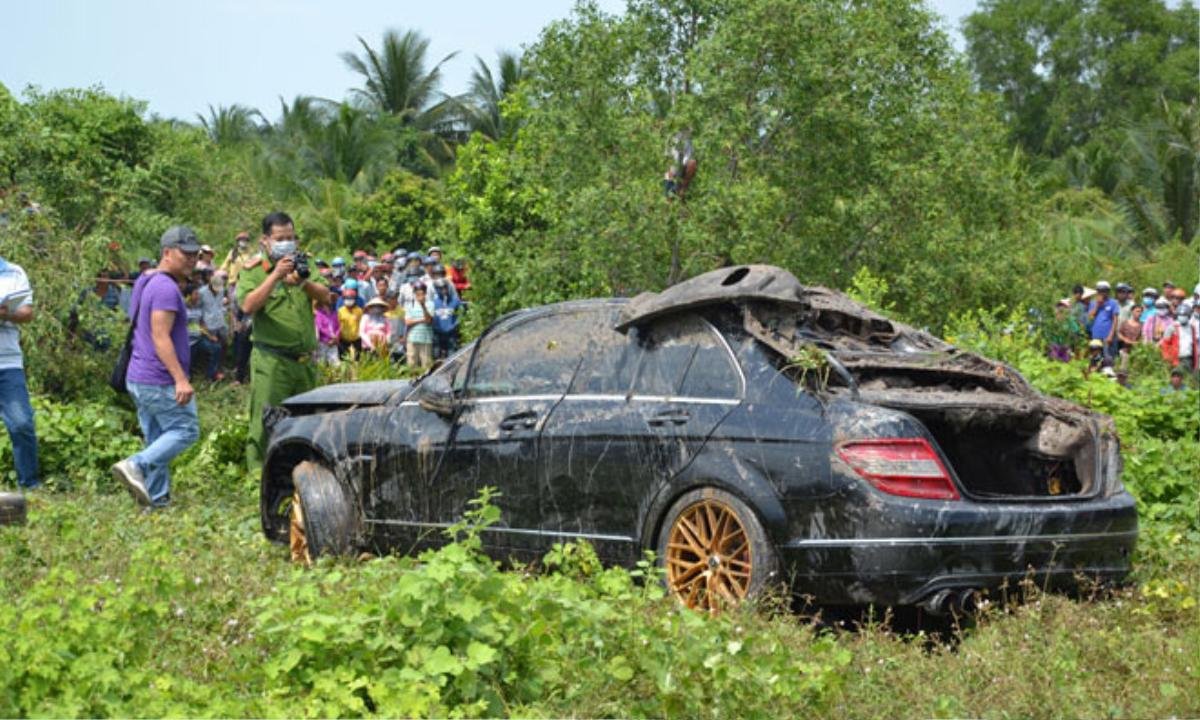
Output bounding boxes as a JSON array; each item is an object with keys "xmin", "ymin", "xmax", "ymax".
[{"xmin": 111, "ymin": 226, "xmax": 201, "ymax": 509}]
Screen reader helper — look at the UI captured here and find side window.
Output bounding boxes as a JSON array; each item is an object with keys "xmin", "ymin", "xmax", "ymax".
[
  {"xmin": 467, "ymin": 310, "xmax": 595, "ymax": 398},
  {"xmin": 433, "ymin": 345, "xmax": 470, "ymax": 393},
  {"xmin": 633, "ymin": 316, "xmax": 741, "ymax": 399},
  {"xmin": 568, "ymin": 308, "xmax": 637, "ymax": 395}
]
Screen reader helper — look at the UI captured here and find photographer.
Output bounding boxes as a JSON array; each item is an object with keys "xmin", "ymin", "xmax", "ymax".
[{"xmin": 237, "ymin": 211, "xmax": 331, "ymax": 470}]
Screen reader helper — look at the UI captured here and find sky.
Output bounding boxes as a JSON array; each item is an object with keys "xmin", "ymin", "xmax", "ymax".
[{"xmin": 2, "ymin": 0, "xmax": 981, "ymax": 123}]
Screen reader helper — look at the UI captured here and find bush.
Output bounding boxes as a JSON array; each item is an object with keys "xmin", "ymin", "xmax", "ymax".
[{"xmin": 0, "ymin": 395, "xmax": 139, "ymax": 491}]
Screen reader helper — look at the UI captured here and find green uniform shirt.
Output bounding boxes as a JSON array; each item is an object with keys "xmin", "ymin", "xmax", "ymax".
[{"xmin": 236, "ymin": 256, "xmax": 318, "ymax": 354}]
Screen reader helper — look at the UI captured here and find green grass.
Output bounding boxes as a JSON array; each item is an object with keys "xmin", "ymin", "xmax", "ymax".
[{"xmin": 2, "ymin": 358, "xmax": 1198, "ymax": 718}]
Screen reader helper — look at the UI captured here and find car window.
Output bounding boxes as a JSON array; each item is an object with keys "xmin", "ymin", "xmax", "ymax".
[
  {"xmin": 432, "ymin": 345, "xmax": 471, "ymax": 393},
  {"xmin": 467, "ymin": 309, "xmax": 597, "ymax": 398},
  {"xmin": 632, "ymin": 315, "xmax": 741, "ymax": 398},
  {"xmin": 567, "ymin": 308, "xmax": 637, "ymax": 395}
]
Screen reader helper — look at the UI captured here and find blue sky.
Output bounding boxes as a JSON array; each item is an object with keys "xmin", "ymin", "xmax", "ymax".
[{"xmin": 2, "ymin": 0, "xmax": 980, "ymax": 122}]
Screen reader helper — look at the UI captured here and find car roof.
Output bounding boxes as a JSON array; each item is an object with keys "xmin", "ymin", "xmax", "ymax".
[{"xmin": 489, "ymin": 297, "xmax": 628, "ymax": 330}]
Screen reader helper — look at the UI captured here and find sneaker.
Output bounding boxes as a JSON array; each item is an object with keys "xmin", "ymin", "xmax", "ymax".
[{"xmin": 111, "ymin": 459, "xmax": 151, "ymax": 507}]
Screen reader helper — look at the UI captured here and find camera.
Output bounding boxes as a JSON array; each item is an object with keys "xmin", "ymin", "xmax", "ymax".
[{"xmin": 292, "ymin": 251, "xmax": 310, "ymax": 280}]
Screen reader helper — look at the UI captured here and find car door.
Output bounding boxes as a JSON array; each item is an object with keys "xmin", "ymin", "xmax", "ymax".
[
  {"xmin": 435, "ymin": 307, "xmax": 594, "ymax": 562},
  {"xmin": 362, "ymin": 348, "xmax": 470, "ymax": 552},
  {"xmin": 538, "ymin": 312, "xmax": 744, "ymax": 563}
]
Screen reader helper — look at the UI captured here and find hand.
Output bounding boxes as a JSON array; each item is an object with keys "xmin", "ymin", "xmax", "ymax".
[
  {"xmin": 272, "ymin": 256, "xmax": 295, "ymax": 281},
  {"xmin": 175, "ymin": 379, "xmax": 195, "ymax": 405}
]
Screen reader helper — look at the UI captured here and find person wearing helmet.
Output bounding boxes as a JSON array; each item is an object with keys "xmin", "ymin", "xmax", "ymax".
[
  {"xmin": 430, "ymin": 276, "xmax": 462, "ymax": 360},
  {"xmin": 1142, "ymin": 297, "xmax": 1176, "ymax": 345},
  {"xmin": 1175, "ymin": 298, "xmax": 1199, "ymax": 375},
  {"xmin": 337, "ymin": 286, "xmax": 363, "ymax": 359},
  {"xmin": 220, "ymin": 231, "xmax": 253, "ymax": 284},
  {"xmin": 337, "ymin": 278, "xmax": 364, "ymax": 309},
  {"xmin": 1084, "ymin": 338, "xmax": 1110, "ymax": 375},
  {"xmin": 419, "ymin": 255, "xmax": 437, "ymax": 287},
  {"xmin": 1114, "ymin": 283, "xmax": 1134, "ymax": 327},
  {"xmin": 330, "ymin": 256, "xmax": 347, "ymax": 281},
  {"xmin": 196, "ymin": 268, "xmax": 230, "ymax": 381},
  {"xmin": 1139, "ymin": 288, "xmax": 1159, "ymax": 323}
]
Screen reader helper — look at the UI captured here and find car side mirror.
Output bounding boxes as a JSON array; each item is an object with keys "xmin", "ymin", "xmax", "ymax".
[{"xmin": 416, "ymin": 374, "xmax": 456, "ymax": 416}]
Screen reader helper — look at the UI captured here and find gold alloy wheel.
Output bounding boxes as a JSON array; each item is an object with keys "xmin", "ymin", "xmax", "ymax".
[
  {"xmin": 289, "ymin": 491, "xmax": 312, "ymax": 565},
  {"xmin": 665, "ymin": 499, "xmax": 752, "ymax": 613}
]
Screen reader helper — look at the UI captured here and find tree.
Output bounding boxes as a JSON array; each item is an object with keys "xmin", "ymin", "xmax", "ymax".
[
  {"xmin": 445, "ymin": 0, "xmax": 1055, "ymax": 329},
  {"xmin": 197, "ymin": 104, "xmax": 262, "ymax": 146},
  {"xmin": 340, "ymin": 29, "xmax": 457, "ymax": 171},
  {"xmin": 348, "ymin": 169, "xmax": 446, "ymax": 250},
  {"xmin": 457, "ymin": 51, "xmax": 525, "ymax": 141},
  {"xmin": 964, "ymin": 0, "xmax": 1199, "ymax": 156}
]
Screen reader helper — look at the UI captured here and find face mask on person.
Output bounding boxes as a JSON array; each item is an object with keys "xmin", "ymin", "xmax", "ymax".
[
  {"xmin": 211, "ymin": 279, "xmax": 226, "ymax": 291},
  {"xmin": 269, "ymin": 240, "xmax": 297, "ymax": 261},
  {"xmin": 1158, "ymin": 307, "xmax": 1171, "ymax": 317},
  {"xmin": 368, "ymin": 308, "xmax": 384, "ymax": 317},
  {"xmin": 1143, "ymin": 297, "xmax": 1155, "ymax": 307}
]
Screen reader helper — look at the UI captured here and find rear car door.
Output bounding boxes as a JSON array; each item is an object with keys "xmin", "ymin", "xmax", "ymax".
[{"xmin": 538, "ymin": 313, "xmax": 743, "ymax": 562}]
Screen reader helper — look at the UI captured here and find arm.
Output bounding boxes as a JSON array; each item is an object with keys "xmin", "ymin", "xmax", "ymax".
[
  {"xmin": 0, "ymin": 305, "xmax": 35, "ymax": 324},
  {"xmin": 405, "ymin": 310, "xmax": 429, "ymax": 328},
  {"xmin": 302, "ymin": 279, "xmax": 332, "ymax": 308},
  {"xmin": 150, "ymin": 309, "xmax": 193, "ymax": 404}
]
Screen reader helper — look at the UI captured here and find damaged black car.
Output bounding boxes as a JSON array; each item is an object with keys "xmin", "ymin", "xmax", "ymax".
[{"xmin": 260, "ymin": 265, "xmax": 1137, "ymax": 614}]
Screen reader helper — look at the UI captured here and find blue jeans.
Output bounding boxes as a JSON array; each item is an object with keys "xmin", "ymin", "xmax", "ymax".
[
  {"xmin": 0, "ymin": 368, "xmax": 39, "ymax": 488},
  {"xmin": 127, "ymin": 382, "xmax": 199, "ymax": 506}
]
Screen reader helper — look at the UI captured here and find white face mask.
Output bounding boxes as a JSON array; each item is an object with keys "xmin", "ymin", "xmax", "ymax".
[
  {"xmin": 212, "ymin": 280, "xmax": 226, "ymax": 291},
  {"xmin": 269, "ymin": 240, "xmax": 297, "ymax": 260}
]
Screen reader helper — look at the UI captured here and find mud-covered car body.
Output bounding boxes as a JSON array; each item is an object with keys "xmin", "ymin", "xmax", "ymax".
[{"xmin": 261, "ymin": 266, "xmax": 1136, "ymax": 608}]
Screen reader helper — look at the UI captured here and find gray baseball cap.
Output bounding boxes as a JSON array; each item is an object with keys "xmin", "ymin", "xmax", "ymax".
[{"xmin": 160, "ymin": 225, "xmax": 201, "ymax": 252}]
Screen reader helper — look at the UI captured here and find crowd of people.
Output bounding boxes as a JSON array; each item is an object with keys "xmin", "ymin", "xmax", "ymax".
[
  {"xmin": 1046, "ymin": 279, "xmax": 1200, "ymax": 392},
  {"xmin": 78, "ymin": 234, "xmax": 472, "ymax": 385}
]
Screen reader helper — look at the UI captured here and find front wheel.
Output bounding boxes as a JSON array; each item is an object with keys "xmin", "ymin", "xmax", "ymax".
[
  {"xmin": 656, "ymin": 487, "xmax": 779, "ymax": 613},
  {"xmin": 289, "ymin": 461, "xmax": 358, "ymax": 564}
]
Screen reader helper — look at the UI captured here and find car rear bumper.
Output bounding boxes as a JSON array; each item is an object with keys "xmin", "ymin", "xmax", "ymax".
[{"xmin": 778, "ymin": 491, "xmax": 1138, "ymax": 606}]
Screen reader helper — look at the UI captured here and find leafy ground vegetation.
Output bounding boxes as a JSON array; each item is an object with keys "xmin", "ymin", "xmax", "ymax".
[
  {"xmin": 0, "ymin": 0, "xmax": 1197, "ymax": 716},
  {"xmin": 1, "ymin": 327, "xmax": 1197, "ymax": 719}
]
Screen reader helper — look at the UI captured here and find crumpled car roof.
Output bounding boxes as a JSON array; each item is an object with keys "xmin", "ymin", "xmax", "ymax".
[{"xmin": 615, "ymin": 264, "xmax": 949, "ymax": 351}]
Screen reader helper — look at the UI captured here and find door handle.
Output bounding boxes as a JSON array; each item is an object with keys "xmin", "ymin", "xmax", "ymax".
[
  {"xmin": 647, "ymin": 410, "xmax": 690, "ymax": 427},
  {"xmin": 499, "ymin": 411, "xmax": 538, "ymax": 431}
]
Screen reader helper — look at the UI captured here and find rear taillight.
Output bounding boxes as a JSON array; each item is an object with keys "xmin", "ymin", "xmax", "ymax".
[{"xmin": 836, "ymin": 438, "xmax": 960, "ymax": 500}]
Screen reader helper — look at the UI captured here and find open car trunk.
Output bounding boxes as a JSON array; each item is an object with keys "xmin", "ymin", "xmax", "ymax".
[{"xmin": 741, "ymin": 298, "xmax": 1116, "ymax": 501}]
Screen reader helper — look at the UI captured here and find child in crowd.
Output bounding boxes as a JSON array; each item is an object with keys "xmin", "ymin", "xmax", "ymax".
[{"xmin": 314, "ymin": 292, "xmax": 340, "ymax": 366}]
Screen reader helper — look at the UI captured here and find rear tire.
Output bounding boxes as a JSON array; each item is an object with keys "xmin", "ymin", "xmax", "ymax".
[
  {"xmin": 0, "ymin": 492, "xmax": 26, "ymax": 527},
  {"xmin": 656, "ymin": 487, "xmax": 779, "ymax": 613},
  {"xmin": 289, "ymin": 461, "xmax": 358, "ymax": 564}
]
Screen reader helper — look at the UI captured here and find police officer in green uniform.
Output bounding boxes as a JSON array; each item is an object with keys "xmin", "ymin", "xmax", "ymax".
[{"xmin": 238, "ymin": 211, "xmax": 332, "ymax": 469}]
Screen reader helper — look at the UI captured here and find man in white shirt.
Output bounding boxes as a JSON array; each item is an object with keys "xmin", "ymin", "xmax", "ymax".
[{"xmin": 0, "ymin": 257, "xmax": 39, "ymax": 490}]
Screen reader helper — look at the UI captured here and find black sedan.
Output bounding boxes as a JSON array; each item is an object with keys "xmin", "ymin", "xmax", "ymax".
[{"xmin": 260, "ymin": 265, "xmax": 1136, "ymax": 614}]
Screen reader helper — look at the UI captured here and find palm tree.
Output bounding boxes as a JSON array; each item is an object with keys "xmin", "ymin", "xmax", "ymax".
[
  {"xmin": 341, "ymin": 29, "xmax": 455, "ymax": 126},
  {"xmin": 197, "ymin": 104, "xmax": 262, "ymax": 145},
  {"xmin": 457, "ymin": 51, "xmax": 525, "ymax": 141},
  {"xmin": 1114, "ymin": 98, "xmax": 1199, "ymax": 247},
  {"xmin": 340, "ymin": 29, "xmax": 459, "ymax": 172}
]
